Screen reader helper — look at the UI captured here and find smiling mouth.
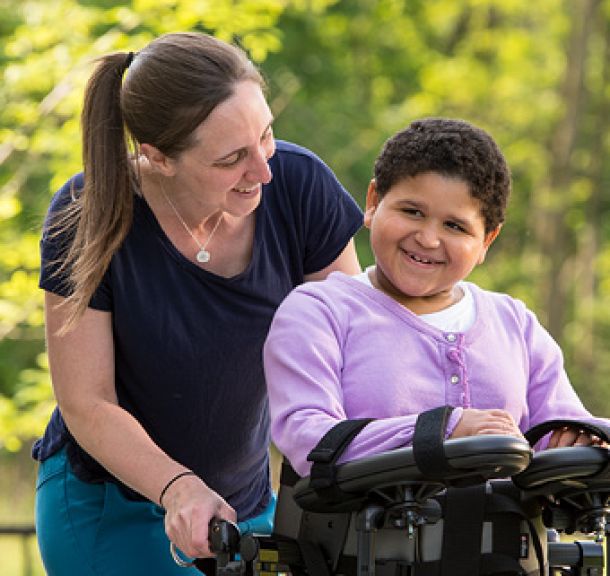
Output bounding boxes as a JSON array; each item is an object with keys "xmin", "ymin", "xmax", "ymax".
[
  {"xmin": 406, "ymin": 251, "xmax": 443, "ymax": 265},
  {"xmin": 233, "ymin": 185, "xmax": 260, "ymax": 195}
]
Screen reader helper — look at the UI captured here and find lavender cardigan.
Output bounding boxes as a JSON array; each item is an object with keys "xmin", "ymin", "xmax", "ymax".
[{"xmin": 264, "ymin": 272, "xmax": 602, "ymax": 476}]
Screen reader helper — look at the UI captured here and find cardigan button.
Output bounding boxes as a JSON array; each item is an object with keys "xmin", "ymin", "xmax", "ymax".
[{"xmin": 447, "ymin": 348, "xmax": 460, "ymax": 362}]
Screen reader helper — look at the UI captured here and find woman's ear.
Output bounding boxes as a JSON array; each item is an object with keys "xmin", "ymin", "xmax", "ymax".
[
  {"xmin": 140, "ymin": 143, "xmax": 177, "ymax": 177},
  {"xmin": 477, "ymin": 224, "xmax": 502, "ymax": 265},
  {"xmin": 364, "ymin": 179, "xmax": 380, "ymax": 229}
]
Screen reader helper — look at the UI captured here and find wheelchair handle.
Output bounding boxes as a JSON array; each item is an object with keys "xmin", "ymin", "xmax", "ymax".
[
  {"xmin": 170, "ymin": 518, "xmax": 241, "ymax": 568},
  {"xmin": 209, "ymin": 519, "xmax": 241, "ymax": 554}
]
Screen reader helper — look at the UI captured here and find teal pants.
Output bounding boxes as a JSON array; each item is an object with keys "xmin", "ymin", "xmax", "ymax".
[{"xmin": 35, "ymin": 447, "xmax": 275, "ymax": 576}]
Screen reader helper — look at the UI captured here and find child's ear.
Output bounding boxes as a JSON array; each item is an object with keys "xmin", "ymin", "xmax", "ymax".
[
  {"xmin": 140, "ymin": 143, "xmax": 177, "ymax": 177},
  {"xmin": 477, "ymin": 224, "xmax": 502, "ymax": 265},
  {"xmin": 364, "ymin": 179, "xmax": 380, "ymax": 229}
]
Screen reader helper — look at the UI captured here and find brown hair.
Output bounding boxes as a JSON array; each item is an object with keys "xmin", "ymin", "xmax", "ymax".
[
  {"xmin": 52, "ymin": 32, "xmax": 263, "ymax": 331},
  {"xmin": 374, "ymin": 117, "xmax": 511, "ymax": 234}
]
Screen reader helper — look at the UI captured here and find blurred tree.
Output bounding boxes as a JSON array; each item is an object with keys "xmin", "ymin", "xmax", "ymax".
[
  {"xmin": 0, "ymin": 0, "xmax": 289, "ymax": 452},
  {"xmin": 263, "ymin": 0, "xmax": 610, "ymax": 413},
  {"xmin": 554, "ymin": 0, "xmax": 610, "ymax": 408},
  {"xmin": 2, "ymin": 0, "xmax": 610, "ymax": 456}
]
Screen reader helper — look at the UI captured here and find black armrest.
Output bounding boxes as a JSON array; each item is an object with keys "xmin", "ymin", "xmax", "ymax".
[
  {"xmin": 514, "ymin": 445, "xmax": 610, "ymax": 496},
  {"xmin": 514, "ymin": 445, "xmax": 610, "ymax": 535},
  {"xmin": 294, "ymin": 435, "xmax": 532, "ymax": 513}
]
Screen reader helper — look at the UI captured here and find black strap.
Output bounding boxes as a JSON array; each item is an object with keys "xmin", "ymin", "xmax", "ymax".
[
  {"xmin": 279, "ymin": 458, "xmax": 301, "ymax": 488},
  {"xmin": 525, "ymin": 419, "xmax": 610, "ymax": 446},
  {"xmin": 478, "ymin": 553, "xmax": 529, "ymax": 575},
  {"xmin": 416, "ymin": 485, "xmax": 545, "ymax": 576},
  {"xmin": 306, "ymin": 418, "xmax": 374, "ymax": 500},
  {"xmin": 413, "ymin": 406, "xmax": 457, "ymax": 479},
  {"xmin": 489, "ymin": 482, "xmax": 522, "ymax": 565},
  {"xmin": 440, "ymin": 483, "xmax": 487, "ymax": 576},
  {"xmin": 486, "ymin": 491, "xmax": 545, "ymax": 576},
  {"xmin": 415, "ymin": 555, "xmax": 528, "ymax": 576},
  {"xmin": 297, "ymin": 540, "xmax": 333, "ymax": 576}
]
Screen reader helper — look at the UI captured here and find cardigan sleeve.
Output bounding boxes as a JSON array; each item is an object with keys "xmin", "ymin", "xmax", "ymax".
[
  {"xmin": 523, "ymin": 307, "xmax": 609, "ymax": 440},
  {"xmin": 263, "ymin": 281, "xmax": 462, "ymax": 476}
]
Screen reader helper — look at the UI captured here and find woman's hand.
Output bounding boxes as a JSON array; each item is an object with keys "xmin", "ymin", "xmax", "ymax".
[
  {"xmin": 450, "ymin": 408, "xmax": 524, "ymax": 440},
  {"xmin": 163, "ymin": 473, "xmax": 236, "ymax": 559},
  {"xmin": 547, "ymin": 426, "xmax": 609, "ymax": 449}
]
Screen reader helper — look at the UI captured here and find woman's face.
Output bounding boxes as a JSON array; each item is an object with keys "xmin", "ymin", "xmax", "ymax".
[{"xmin": 171, "ymin": 80, "xmax": 276, "ymax": 218}]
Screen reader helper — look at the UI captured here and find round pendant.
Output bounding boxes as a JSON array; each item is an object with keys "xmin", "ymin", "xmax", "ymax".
[{"xmin": 196, "ymin": 249, "xmax": 210, "ymax": 263}]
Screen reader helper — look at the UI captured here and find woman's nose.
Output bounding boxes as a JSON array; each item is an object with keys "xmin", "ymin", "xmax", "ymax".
[{"xmin": 247, "ymin": 140, "xmax": 275, "ymax": 184}]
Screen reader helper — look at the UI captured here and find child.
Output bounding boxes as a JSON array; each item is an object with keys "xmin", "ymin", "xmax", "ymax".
[{"xmin": 263, "ymin": 117, "xmax": 607, "ymax": 477}]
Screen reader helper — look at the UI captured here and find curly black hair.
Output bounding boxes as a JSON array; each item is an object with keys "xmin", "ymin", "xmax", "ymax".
[{"xmin": 374, "ymin": 118, "xmax": 511, "ymax": 233}]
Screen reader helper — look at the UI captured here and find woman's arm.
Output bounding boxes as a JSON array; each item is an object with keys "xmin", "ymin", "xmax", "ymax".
[
  {"xmin": 44, "ymin": 291, "xmax": 234, "ymax": 557},
  {"xmin": 304, "ymin": 239, "xmax": 361, "ymax": 281}
]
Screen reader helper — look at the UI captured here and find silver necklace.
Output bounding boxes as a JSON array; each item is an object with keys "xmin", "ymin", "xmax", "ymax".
[{"xmin": 158, "ymin": 180, "xmax": 223, "ymax": 263}]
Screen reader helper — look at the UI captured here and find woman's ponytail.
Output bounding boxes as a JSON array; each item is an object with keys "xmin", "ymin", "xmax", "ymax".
[{"xmin": 56, "ymin": 52, "xmax": 136, "ymax": 333}]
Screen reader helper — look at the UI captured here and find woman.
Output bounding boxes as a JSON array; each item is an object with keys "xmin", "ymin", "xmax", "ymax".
[{"xmin": 33, "ymin": 32, "xmax": 362, "ymax": 575}]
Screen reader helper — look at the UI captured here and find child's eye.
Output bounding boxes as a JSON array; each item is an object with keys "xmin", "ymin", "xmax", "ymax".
[
  {"xmin": 445, "ymin": 221, "xmax": 465, "ymax": 232},
  {"xmin": 403, "ymin": 208, "xmax": 423, "ymax": 217}
]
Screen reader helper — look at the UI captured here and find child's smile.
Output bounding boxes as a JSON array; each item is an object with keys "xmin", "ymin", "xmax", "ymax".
[
  {"xmin": 404, "ymin": 249, "xmax": 445, "ymax": 267},
  {"xmin": 364, "ymin": 171, "xmax": 500, "ymax": 315}
]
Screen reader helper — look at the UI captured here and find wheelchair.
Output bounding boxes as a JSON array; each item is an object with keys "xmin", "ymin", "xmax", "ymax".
[{"xmin": 193, "ymin": 409, "xmax": 610, "ymax": 576}]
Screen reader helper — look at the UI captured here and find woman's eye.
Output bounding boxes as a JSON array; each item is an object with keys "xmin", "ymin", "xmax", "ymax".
[{"xmin": 215, "ymin": 151, "xmax": 245, "ymax": 167}]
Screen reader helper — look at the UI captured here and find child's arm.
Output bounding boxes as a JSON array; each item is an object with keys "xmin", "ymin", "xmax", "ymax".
[
  {"xmin": 547, "ymin": 426, "xmax": 608, "ymax": 448},
  {"xmin": 264, "ymin": 285, "xmax": 460, "ymax": 477},
  {"xmin": 450, "ymin": 408, "xmax": 523, "ymax": 439},
  {"xmin": 524, "ymin": 308, "xmax": 609, "ymax": 447}
]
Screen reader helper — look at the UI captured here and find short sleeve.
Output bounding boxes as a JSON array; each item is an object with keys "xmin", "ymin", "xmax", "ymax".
[
  {"xmin": 300, "ymin": 159, "xmax": 362, "ymax": 274},
  {"xmin": 270, "ymin": 142, "xmax": 363, "ymax": 275}
]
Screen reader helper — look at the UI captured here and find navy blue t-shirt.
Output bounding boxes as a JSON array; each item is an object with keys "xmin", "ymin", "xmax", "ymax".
[{"xmin": 33, "ymin": 140, "xmax": 363, "ymax": 519}]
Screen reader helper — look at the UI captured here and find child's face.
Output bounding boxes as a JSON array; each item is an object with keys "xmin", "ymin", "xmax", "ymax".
[{"xmin": 364, "ymin": 171, "xmax": 500, "ymax": 314}]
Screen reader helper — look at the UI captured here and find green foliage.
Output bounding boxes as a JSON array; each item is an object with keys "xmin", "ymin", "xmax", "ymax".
[
  {"xmin": 2, "ymin": 0, "xmax": 610, "ymax": 459},
  {"xmin": 264, "ymin": 0, "xmax": 610, "ymax": 415},
  {"xmin": 0, "ymin": 0, "xmax": 290, "ymax": 453}
]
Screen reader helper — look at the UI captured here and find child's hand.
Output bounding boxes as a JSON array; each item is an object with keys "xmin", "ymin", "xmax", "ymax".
[
  {"xmin": 450, "ymin": 408, "xmax": 524, "ymax": 440},
  {"xmin": 547, "ymin": 426, "xmax": 609, "ymax": 449}
]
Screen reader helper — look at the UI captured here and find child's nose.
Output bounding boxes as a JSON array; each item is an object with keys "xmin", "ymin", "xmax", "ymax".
[{"xmin": 414, "ymin": 225, "xmax": 441, "ymax": 249}]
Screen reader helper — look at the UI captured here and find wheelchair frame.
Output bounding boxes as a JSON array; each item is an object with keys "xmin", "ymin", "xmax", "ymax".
[{"xmin": 195, "ymin": 418, "xmax": 610, "ymax": 576}]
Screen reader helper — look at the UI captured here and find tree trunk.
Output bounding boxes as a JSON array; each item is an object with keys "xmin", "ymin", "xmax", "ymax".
[
  {"xmin": 534, "ymin": 0, "xmax": 600, "ymax": 341},
  {"xmin": 571, "ymin": 13, "xmax": 610, "ymax": 401}
]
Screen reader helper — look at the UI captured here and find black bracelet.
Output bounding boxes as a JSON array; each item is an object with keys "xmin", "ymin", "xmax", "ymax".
[{"xmin": 159, "ymin": 471, "xmax": 197, "ymax": 508}]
